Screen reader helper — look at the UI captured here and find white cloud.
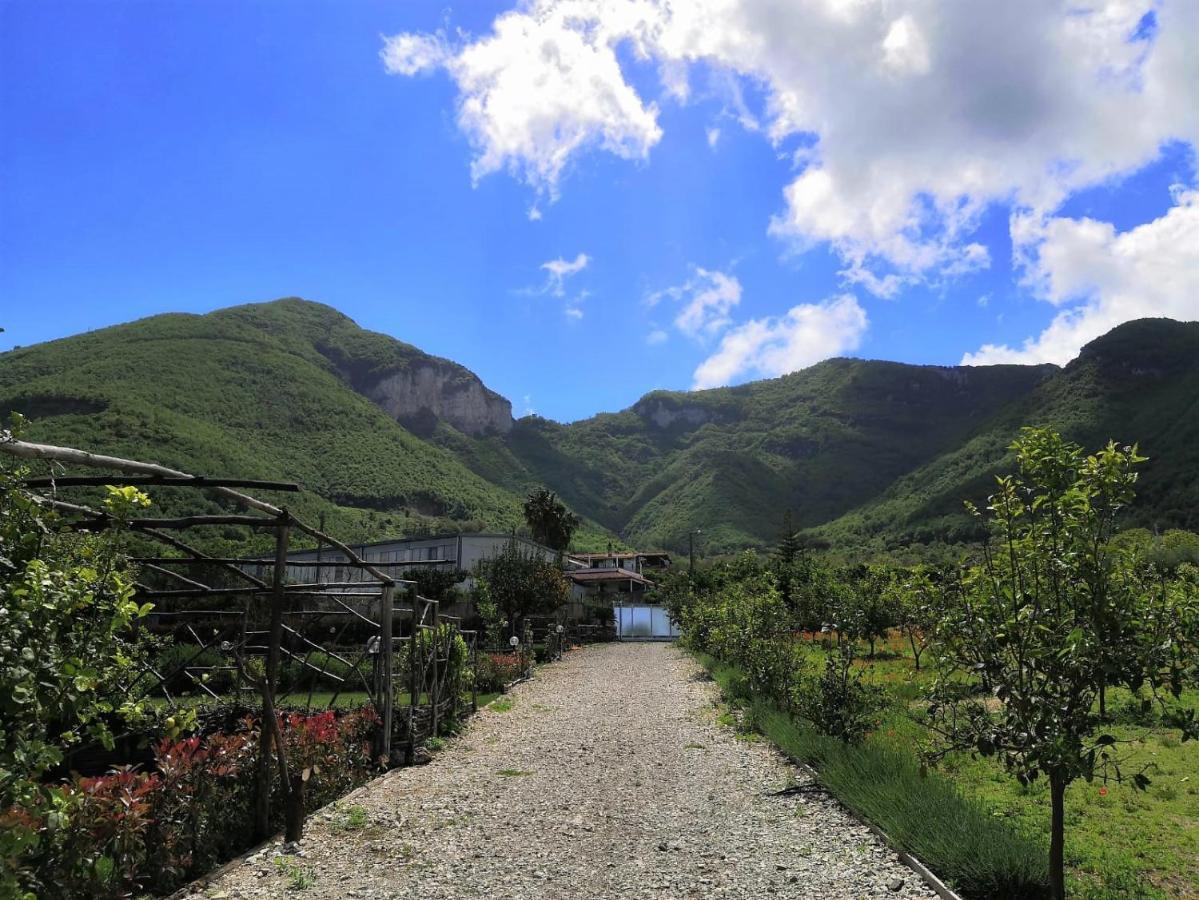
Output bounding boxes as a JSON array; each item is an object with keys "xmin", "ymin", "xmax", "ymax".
[
  {"xmin": 706, "ymin": 127, "xmax": 721, "ymax": 149},
  {"xmin": 963, "ymin": 190, "xmax": 1199, "ymax": 365},
  {"xmin": 380, "ymin": 32, "xmax": 450, "ymax": 76},
  {"xmin": 649, "ymin": 267, "xmax": 742, "ymax": 338},
  {"xmin": 527, "ymin": 206, "xmax": 543, "ymax": 221},
  {"xmin": 384, "ymin": 1, "xmax": 1199, "ymax": 291},
  {"xmin": 540, "ymin": 252, "xmax": 589, "ymax": 296},
  {"xmin": 383, "ymin": 7, "xmax": 662, "ymax": 197},
  {"xmin": 693, "ymin": 293, "xmax": 868, "ymax": 389},
  {"xmin": 646, "ymin": 328, "xmax": 669, "ymax": 345}
]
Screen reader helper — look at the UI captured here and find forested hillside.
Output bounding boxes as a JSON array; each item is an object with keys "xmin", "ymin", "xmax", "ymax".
[
  {"xmin": 3, "ymin": 299, "xmax": 1196, "ymax": 556},
  {"xmin": 814, "ymin": 319, "xmax": 1199, "ymax": 553},
  {"xmin": 0, "ymin": 299, "xmax": 596, "ymax": 551}
]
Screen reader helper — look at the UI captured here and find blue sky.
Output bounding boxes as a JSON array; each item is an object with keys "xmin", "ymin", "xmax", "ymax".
[{"xmin": 2, "ymin": 1, "xmax": 1197, "ymax": 422}]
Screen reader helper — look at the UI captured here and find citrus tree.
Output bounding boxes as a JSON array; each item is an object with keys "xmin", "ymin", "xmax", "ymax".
[
  {"xmin": 474, "ymin": 537, "xmax": 569, "ymax": 635},
  {"xmin": 925, "ymin": 427, "xmax": 1198, "ymax": 900}
]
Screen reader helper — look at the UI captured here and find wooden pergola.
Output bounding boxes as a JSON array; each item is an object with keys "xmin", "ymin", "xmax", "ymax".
[{"xmin": 1, "ymin": 435, "xmax": 476, "ymax": 843}]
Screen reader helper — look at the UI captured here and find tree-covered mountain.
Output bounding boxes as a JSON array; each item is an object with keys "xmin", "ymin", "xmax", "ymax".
[
  {"xmin": 2, "ymin": 299, "xmax": 1196, "ymax": 556},
  {"xmin": 0, "ymin": 299, "xmax": 606, "ymax": 550},
  {"xmin": 492, "ymin": 360, "xmax": 1054, "ymax": 552},
  {"xmin": 812, "ymin": 318, "xmax": 1199, "ymax": 553}
]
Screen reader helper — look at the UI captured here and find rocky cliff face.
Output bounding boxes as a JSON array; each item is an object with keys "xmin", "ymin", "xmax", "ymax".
[{"xmin": 364, "ymin": 363, "xmax": 513, "ymax": 437}]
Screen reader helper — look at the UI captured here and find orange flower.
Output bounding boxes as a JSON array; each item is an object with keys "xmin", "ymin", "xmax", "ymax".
[{"xmin": 1098, "ymin": 786, "xmax": 1108, "ymax": 796}]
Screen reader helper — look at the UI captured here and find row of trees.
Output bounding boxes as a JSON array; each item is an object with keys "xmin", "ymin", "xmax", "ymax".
[{"xmin": 665, "ymin": 428, "xmax": 1199, "ymax": 900}]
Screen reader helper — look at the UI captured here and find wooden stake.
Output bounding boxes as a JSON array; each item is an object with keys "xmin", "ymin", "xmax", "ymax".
[
  {"xmin": 380, "ymin": 582, "xmax": 395, "ymax": 762},
  {"xmin": 430, "ymin": 600, "xmax": 441, "ymax": 738}
]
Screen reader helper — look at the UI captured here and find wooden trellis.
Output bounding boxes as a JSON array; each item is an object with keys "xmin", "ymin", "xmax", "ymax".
[{"xmin": 2, "ymin": 437, "xmax": 475, "ymax": 844}]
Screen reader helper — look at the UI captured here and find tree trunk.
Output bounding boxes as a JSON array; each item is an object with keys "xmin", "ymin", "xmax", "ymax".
[
  {"xmin": 901, "ymin": 627, "xmax": 920, "ymax": 671},
  {"xmin": 284, "ymin": 772, "xmax": 306, "ymax": 843},
  {"xmin": 1049, "ymin": 771, "xmax": 1067, "ymax": 900}
]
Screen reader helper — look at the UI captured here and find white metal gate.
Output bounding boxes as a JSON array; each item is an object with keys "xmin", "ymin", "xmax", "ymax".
[{"xmin": 614, "ymin": 603, "xmax": 680, "ymax": 641}]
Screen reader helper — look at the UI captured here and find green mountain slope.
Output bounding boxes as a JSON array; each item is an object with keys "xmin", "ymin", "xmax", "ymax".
[
  {"xmin": 0, "ymin": 299, "xmax": 546, "ymax": 549},
  {"xmin": 4, "ymin": 299, "xmax": 1195, "ymax": 558},
  {"xmin": 499, "ymin": 359, "xmax": 1055, "ymax": 552},
  {"xmin": 813, "ymin": 319, "xmax": 1199, "ymax": 552}
]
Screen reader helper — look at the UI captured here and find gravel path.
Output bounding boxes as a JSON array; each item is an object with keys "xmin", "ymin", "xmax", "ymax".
[{"xmin": 201, "ymin": 643, "xmax": 937, "ymax": 900}]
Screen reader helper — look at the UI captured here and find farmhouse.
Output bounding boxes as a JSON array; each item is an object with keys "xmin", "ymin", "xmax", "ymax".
[{"xmin": 565, "ymin": 549, "xmax": 672, "ymax": 601}]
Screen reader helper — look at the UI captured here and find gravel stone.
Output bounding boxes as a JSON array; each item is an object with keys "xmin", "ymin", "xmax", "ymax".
[{"xmin": 205, "ymin": 643, "xmax": 937, "ymax": 899}]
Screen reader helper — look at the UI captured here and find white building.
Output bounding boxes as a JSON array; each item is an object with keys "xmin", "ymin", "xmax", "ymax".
[{"xmin": 250, "ymin": 532, "xmax": 564, "ymax": 586}]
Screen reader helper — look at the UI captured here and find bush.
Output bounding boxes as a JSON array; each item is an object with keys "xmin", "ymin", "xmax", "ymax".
[
  {"xmin": 11, "ymin": 709, "xmax": 382, "ymax": 898},
  {"xmin": 793, "ymin": 650, "xmax": 886, "ymax": 744},
  {"xmin": 474, "ymin": 652, "xmax": 523, "ymax": 692}
]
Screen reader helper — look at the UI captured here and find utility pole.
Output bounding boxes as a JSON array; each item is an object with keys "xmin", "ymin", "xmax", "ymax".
[{"xmin": 689, "ymin": 529, "xmax": 702, "ymax": 577}]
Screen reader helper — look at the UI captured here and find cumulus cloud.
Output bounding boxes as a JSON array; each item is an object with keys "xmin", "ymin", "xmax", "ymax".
[
  {"xmin": 382, "ymin": 7, "xmax": 661, "ymax": 196},
  {"xmin": 692, "ymin": 294, "xmax": 868, "ymax": 389},
  {"xmin": 383, "ymin": 1, "xmax": 1199, "ymax": 292},
  {"xmin": 963, "ymin": 190, "xmax": 1199, "ymax": 365},
  {"xmin": 649, "ymin": 267, "xmax": 743, "ymax": 338}
]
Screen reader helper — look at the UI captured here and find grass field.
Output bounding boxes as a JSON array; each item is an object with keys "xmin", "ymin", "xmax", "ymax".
[{"xmin": 795, "ymin": 632, "xmax": 1199, "ymax": 899}]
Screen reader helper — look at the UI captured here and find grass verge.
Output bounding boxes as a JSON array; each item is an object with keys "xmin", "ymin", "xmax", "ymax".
[{"xmin": 694, "ymin": 651, "xmax": 1051, "ymax": 900}]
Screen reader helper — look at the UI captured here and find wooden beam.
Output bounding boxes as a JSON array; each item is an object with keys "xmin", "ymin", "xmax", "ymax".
[
  {"xmin": 140, "ymin": 528, "xmax": 268, "ymax": 589},
  {"xmin": 1, "ymin": 438, "xmax": 287, "ymax": 518},
  {"xmin": 140, "ymin": 563, "xmax": 209, "ymax": 591},
  {"xmin": 22, "ymin": 475, "xmax": 301, "ymax": 491},
  {"xmin": 289, "ymin": 518, "xmax": 395, "ymax": 586}
]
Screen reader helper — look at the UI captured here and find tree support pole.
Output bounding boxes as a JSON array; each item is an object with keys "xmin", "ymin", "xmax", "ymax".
[{"xmin": 380, "ymin": 582, "xmax": 395, "ymax": 762}]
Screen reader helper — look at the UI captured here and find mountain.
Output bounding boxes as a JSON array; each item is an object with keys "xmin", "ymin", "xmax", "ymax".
[
  {"xmin": 3, "ymin": 299, "xmax": 1196, "ymax": 557},
  {"xmin": 491, "ymin": 360, "xmax": 1055, "ymax": 553},
  {"xmin": 812, "ymin": 318, "xmax": 1199, "ymax": 552},
  {"xmin": 0, "ymin": 299, "xmax": 594, "ymax": 551}
]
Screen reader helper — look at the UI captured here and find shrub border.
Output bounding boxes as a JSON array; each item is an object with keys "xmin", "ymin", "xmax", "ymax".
[
  {"xmin": 691, "ymin": 650, "xmax": 964, "ymax": 900},
  {"xmin": 163, "ymin": 651, "xmax": 552, "ymax": 898}
]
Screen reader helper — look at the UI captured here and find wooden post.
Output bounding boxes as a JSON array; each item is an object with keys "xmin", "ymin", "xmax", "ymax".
[
  {"xmin": 470, "ymin": 632, "xmax": 478, "ymax": 713},
  {"xmin": 255, "ymin": 520, "xmax": 290, "ymax": 841},
  {"xmin": 379, "ymin": 582, "xmax": 395, "ymax": 762},
  {"xmin": 406, "ymin": 600, "xmax": 418, "ymax": 765},
  {"xmin": 430, "ymin": 600, "xmax": 441, "ymax": 737}
]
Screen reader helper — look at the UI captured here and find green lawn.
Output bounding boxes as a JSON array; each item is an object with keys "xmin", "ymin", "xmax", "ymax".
[{"xmin": 805, "ymin": 632, "xmax": 1199, "ymax": 899}]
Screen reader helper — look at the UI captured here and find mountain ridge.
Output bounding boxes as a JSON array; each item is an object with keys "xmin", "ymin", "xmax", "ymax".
[{"xmin": 2, "ymin": 299, "xmax": 1196, "ymax": 555}]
